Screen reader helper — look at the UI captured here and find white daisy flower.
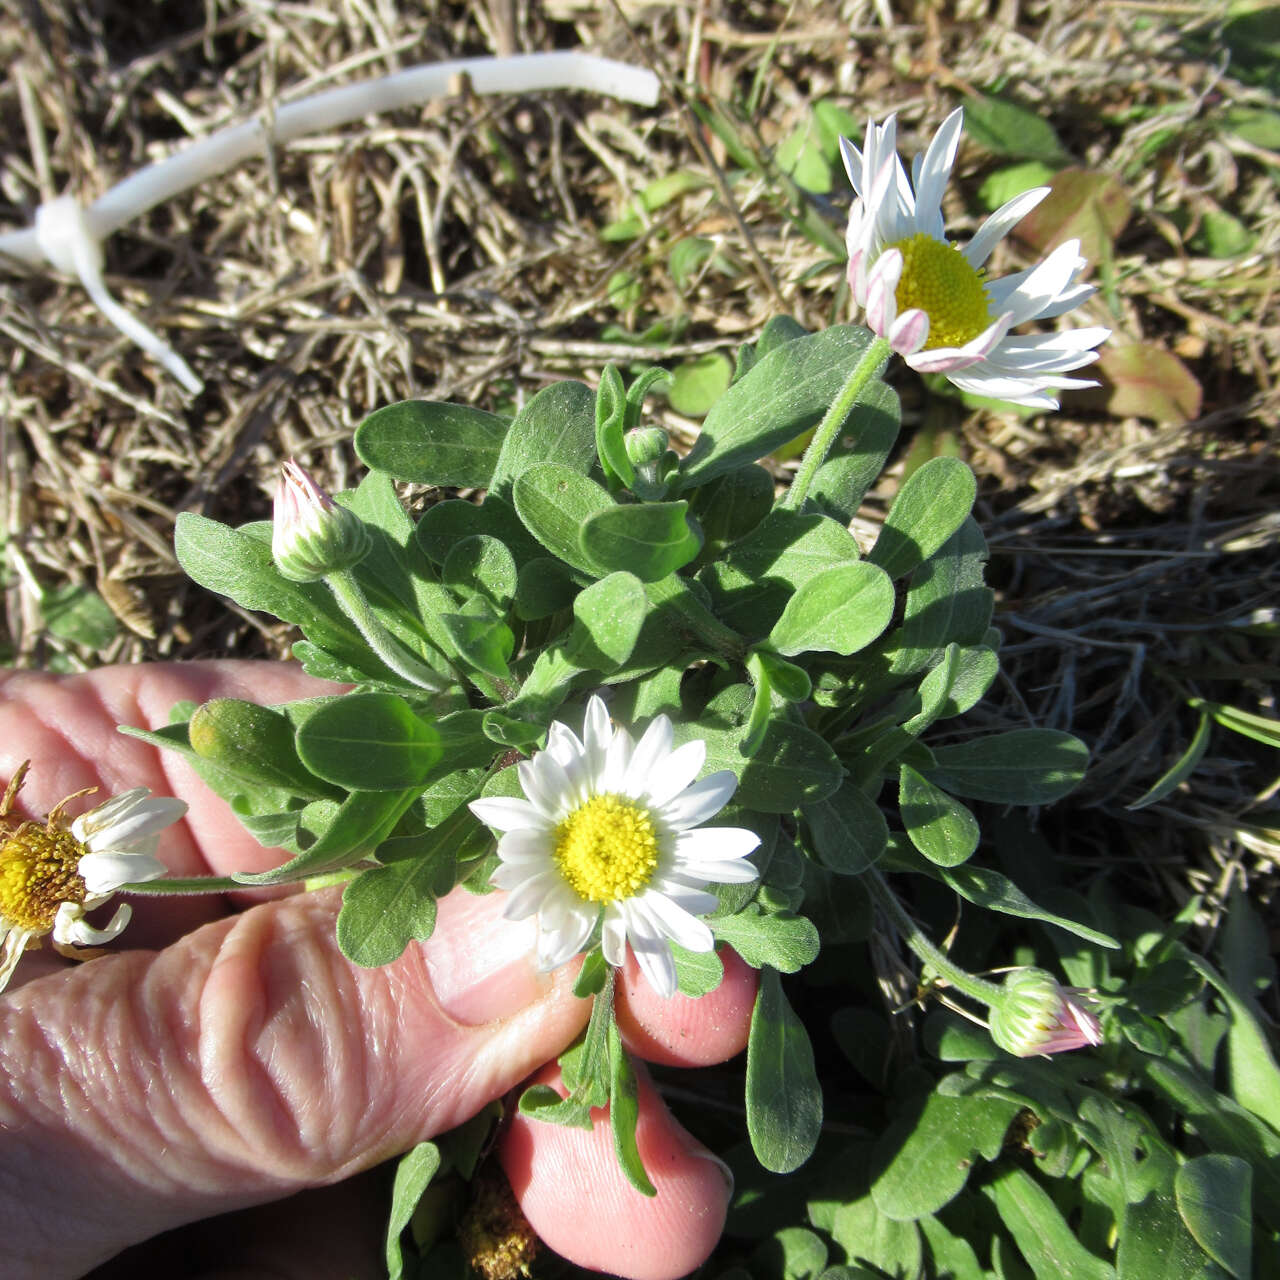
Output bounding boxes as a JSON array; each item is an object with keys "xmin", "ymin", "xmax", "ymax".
[
  {"xmin": 468, "ymin": 697, "xmax": 761, "ymax": 998},
  {"xmin": 840, "ymin": 107, "xmax": 1109, "ymax": 409},
  {"xmin": 0, "ymin": 763, "xmax": 186, "ymax": 991}
]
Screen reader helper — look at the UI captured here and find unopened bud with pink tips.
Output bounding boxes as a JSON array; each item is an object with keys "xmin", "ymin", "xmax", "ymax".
[
  {"xmin": 271, "ymin": 460, "xmax": 372, "ymax": 582},
  {"xmin": 987, "ymin": 967, "xmax": 1103, "ymax": 1057}
]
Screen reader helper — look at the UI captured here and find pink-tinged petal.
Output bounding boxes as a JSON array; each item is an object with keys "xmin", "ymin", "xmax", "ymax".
[
  {"xmin": 864, "ymin": 248, "xmax": 904, "ymax": 337},
  {"xmin": 888, "ymin": 307, "xmax": 930, "ymax": 356},
  {"xmin": 906, "ymin": 312, "xmax": 1014, "ymax": 373},
  {"xmin": 846, "ymin": 247, "xmax": 870, "ymax": 306},
  {"xmin": 657, "ymin": 770, "xmax": 738, "ymax": 831},
  {"xmin": 963, "ymin": 187, "xmax": 1050, "ymax": 268},
  {"xmin": 469, "ymin": 796, "xmax": 544, "ymax": 832},
  {"xmin": 642, "ymin": 739, "xmax": 708, "ymax": 809}
]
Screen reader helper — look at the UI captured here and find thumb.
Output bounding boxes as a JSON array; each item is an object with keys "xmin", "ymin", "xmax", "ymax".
[{"xmin": 0, "ymin": 886, "xmax": 589, "ymax": 1280}]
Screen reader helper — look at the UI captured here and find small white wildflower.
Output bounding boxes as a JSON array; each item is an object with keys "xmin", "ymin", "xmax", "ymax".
[
  {"xmin": 841, "ymin": 107, "xmax": 1109, "ymax": 409},
  {"xmin": 469, "ymin": 697, "xmax": 760, "ymax": 997},
  {"xmin": 0, "ymin": 764, "xmax": 185, "ymax": 991}
]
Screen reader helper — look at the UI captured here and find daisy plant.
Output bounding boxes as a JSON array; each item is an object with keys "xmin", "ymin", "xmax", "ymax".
[{"xmin": 127, "ymin": 108, "xmax": 1117, "ymax": 1216}]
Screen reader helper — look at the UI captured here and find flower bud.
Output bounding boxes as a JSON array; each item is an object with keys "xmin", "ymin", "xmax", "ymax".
[
  {"xmin": 987, "ymin": 968, "xmax": 1102, "ymax": 1057},
  {"xmin": 624, "ymin": 426, "xmax": 668, "ymax": 468},
  {"xmin": 272, "ymin": 460, "xmax": 372, "ymax": 582}
]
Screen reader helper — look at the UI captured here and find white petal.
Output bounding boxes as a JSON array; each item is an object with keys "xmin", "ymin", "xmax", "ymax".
[
  {"xmin": 0, "ymin": 928, "xmax": 34, "ymax": 992},
  {"xmin": 622, "ymin": 903, "xmax": 678, "ymax": 997},
  {"xmin": 469, "ymin": 796, "xmax": 545, "ymax": 832},
  {"xmin": 73, "ymin": 790, "xmax": 187, "ymax": 853},
  {"xmin": 641, "ymin": 739, "xmax": 707, "ymax": 809},
  {"xmin": 598, "ymin": 725, "xmax": 634, "ymax": 793},
  {"xmin": 518, "ymin": 754, "xmax": 573, "ymax": 821},
  {"xmin": 865, "ymin": 248, "xmax": 903, "ymax": 338},
  {"xmin": 602, "ymin": 909, "xmax": 628, "ymax": 967},
  {"xmin": 544, "ymin": 723, "xmax": 589, "ymax": 808},
  {"xmin": 638, "ymin": 890, "xmax": 715, "ymax": 954},
  {"xmin": 672, "ymin": 825, "xmax": 761, "ymax": 866},
  {"xmin": 622, "ymin": 714, "xmax": 675, "ymax": 795},
  {"xmin": 502, "ymin": 871, "xmax": 562, "ymax": 920},
  {"xmin": 964, "ymin": 187, "xmax": 1050, "ymax": 268},
  {"xmin": 77, "ymin": 850, "xmax": 167, "ymax": 894},
  {"xmin": 906, "ymin": 312, "xmax": 1014, "ymax": 374},
  {"xmin": 657, "ymin": 770, "xmax": 738, "ymax": 831},
  {"xmin": 537, "ymin": 898, "xmax": 597, "ymax": 969},
  {"xmin": 996, "ymin": 240, "xmax": 1087, "ymax": 326},
  {"xmin": 649, "ymin": 881, "xmax": 721, "ymax": 916},
  {"xmin": 53, "ymin": 900, "xmax": 131, "ymax": 947},
  {"xmin": 583, "ymin": 695, "xmax": 613, "ymax": 763},
  {"xmin": 912, "ymin": 108, "xmax": 964, "ymax": 240},
  {"xmin": 496, "ymin": 828, "xmax": 554, "ymax": 862}
]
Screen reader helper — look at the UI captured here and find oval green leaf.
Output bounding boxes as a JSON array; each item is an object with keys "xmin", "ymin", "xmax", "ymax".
[
  {"xmin": 579, "ymin": 501, "xmax": 702, "ymax": 582},
  {"xmin": 354, "ymin": 400, "xmax": 508, "ymax": 488},
  {"xmin": 295, "ymin": 693, "xmax": 442, "ymax": 790},
  {"xmin": 899, "ymin": 765, "xmax": 980, "ymax": 867},
  {"xmin": 867, "ymin": 457, "xmax": 976, "ymax": 580},
  {"xmin": 768, "ymin": 562, "xmax": 895, "ymax": 657}
]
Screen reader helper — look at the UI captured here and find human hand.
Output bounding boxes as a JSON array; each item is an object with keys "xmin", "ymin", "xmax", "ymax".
[{"xmin": 0, "ymin": 661, "xmax": 756, "ymax": 1280}]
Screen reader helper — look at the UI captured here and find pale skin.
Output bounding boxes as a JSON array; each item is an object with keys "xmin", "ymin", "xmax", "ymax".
[{"xmin": 0, "ymin": 662, "xmax": 757, "ymax": 1280}]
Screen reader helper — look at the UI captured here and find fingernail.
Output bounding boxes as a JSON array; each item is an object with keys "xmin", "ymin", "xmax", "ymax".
[
  {"xmin": 691, "ymin": 1147, "xmax": 735, "ymax": 1196},
  {"xmin": 421, "ymin": 891, "xmax": 550, "ymax": 1025}
]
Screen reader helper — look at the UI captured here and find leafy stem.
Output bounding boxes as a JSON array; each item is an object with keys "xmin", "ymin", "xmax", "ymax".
[
  {"xmin": 781, "ymin": 334, "xmax": 892, "ymax": 512},
  {"xmin": 864, "ymin": 866, "xmax": 1005, "ymax": 1007}
]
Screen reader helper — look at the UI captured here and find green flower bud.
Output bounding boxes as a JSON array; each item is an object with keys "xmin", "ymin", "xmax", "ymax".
[
  {"xmin": 271, "ymin": 460, "xmax": 371, "ymax": 582},
  {"xmin": 624, "ymin": 426, "xmax": 668, "ymax": 468},
  {"xmin": 988, "ymin": 967, "xmax": 1102, "ymax": 1057}
]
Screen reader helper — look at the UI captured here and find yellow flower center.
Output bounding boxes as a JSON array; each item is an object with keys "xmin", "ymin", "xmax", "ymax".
[
  {"xmin": 0, "ymin": 825, "xmax": 88, "ymax": 932},
  {"xmin": 553, "ymin": 794, "xmax": 660, "ymax": 904},
  {"xmin": 890, "ymin": 232, "xmax": 993, "ymax": 351}
]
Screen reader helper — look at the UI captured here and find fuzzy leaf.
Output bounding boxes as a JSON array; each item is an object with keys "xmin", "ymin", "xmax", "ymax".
[
  {"xmin": 579, "ymin": 501, "xmax": 702, "ymax": 582},
  {"xmin": 768, "ymin": 562, "xmax": 895, "ymax": 657},
  {"xmin": 295, "ymin": 693, "xmax": 442, "ymax": 791},
  {"xmin": 354, "ymin": 400, "xmax": 508, "ymax": 488},
  {"xmin": 513, "ymin": 464, "xmax": 615, "ymax": 575},
  {"xmin": 925, "ymin": 730, "xmax": 1088, "ymax": 804},
  {"xmin": 899, "ymin": 765, "xmax": 980, "ymax": 867},
  {"xmin": 867, "ymin": 457, "xmax": 976, "ymax": 580}
]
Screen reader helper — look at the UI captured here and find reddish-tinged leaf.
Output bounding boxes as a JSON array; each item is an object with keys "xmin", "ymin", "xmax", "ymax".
[
  {"xmin": 1014, "ymin": 168, "xmax": 1131, "ymax": 261},
  {"xmin": 1085, "ymin": 343, "xmax": 1203, "ymax": 425}
]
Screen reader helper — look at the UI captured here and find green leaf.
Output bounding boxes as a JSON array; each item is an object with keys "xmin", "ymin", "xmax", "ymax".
[
  {"xmin": 295, "ymin": 693, "xmax": 442, "ymax": 791},
  {"xmin": 414, "ymin": 495, "xmax": 542, "ymax": 569},
  {"xmin": 678, "ymin": 326, "xmax": 877, "ymax": 489},
  {"xmin": 233, "ymin": 788, "xmax": 417, "ymax": 885},
  {"xmin": 902, "ymin": 644, "xmax": 999, "ymax": 734},
  {"xmin": 899, "ymin": 765, "xmax": 980, "ymax": 867},
  {"xmin": 984, "ymin": 1166, "xmax": 1116, "ymax": 1280},
  {"xmin": 962, "ymin": 93, "xmax": 1070, "ymax": 163},
  {"xmin": 871, "ymin": 1091, "xmax": 1021, "ymax": 1220},
  {"xmin": 579, "ymin": 501, "xmax": 701, "ymax": 582},
  {"xmin": 746, "ymin": 968, "xmax": 823, "ymax": 1173},
  {"xmin": 754, "ymin": 650, "xmax": 812, "ymax": 703},
  {"xmin": 683, "ymin": 685, "xmax": 844, "ymax": 812},
  {"xmin": 441, "ymin": 598, "xmax": 515, "ymax": 679},
  {"xmin": 767, "ymin": 562, "xmax": 895, "ymax": 657},
  {"xmin": 488, "ymin": 380, "xmax": 597, "ymax": 501},
  {"xmin": 514, "ymin": 555, "xmax": 579, "ymax": 621},
  {"xmin": 1193, "ymin": 697, "xmax": 1280, "ymax": 750},
  {"xmin": 385, "ymin": 1142, "xmax": 442, "ymax": 1280},
  {"xmin": 867, "ymin": 458, "xmax": 976, "ymax": 580},
  {"xmin": 830, "ymin": 1196, "xmax": 923, "ymax": 1280},
  {"xmin": 354, "ymin": 400, "xmax": 508, "ymax": 488},
  {"xmin": 594, "ymin": 364, "xmax": 635, "ymax": 489},
  {"xmin": 441, "ymin": 535, "xmax": 517, "ymax": 611},
  {"xmin": 802, "ymin": 784, "xmax": 889, "ymax": 875},
  {"xmin": 337, "ymin": 860, "xmax": 440, "ymax": 967},
  {"xmin": 925, "ymin": 730, "xmax": 1088, "ymax": 804},
  {"xmin": 40, "ymin": 582, "xmax": 119, "ymax": 648},
  {"xmin": 566, "ymin": 571, "xmax": 648, "ymax": 672},
  {"xmin": 809, "ymin": 380, "xmax": 901, "ymax": 525},
  {"xmin": 671, "ymin": 943, "xmax": 725, "ymax": 996},
  {"xmin": 712, "ymin": 906, "xmax": 819, "ymax": 972},
  {"xmin": 1174, "ymin": 1155, "xmax": 1252, "ymax": 1278},
  {"xmin": 704, "ymin": 509, "xmax": 863, "ymax": 641},
  {"xmin": 512, "ymin": 464, "xmax": 615, "ymax": 575},
  {"xmin": 608, "ymin": 1020, "xmax": 656, "ymax": 1196},
  {"xmin": 690, "ymin": 465, "xmax": 775, "ymax": 563},
  {"xmin": 669, "ymin": 353, "xmax": 734, "ymax": 417},
  {"xmin": 753, "ymin": 1226, "xmax": 829, "ymax": 1280}
]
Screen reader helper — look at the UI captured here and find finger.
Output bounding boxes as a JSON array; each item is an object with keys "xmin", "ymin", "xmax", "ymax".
[
  {"xmin": 0, "ymin": 886, "xmax": 591, "ymax": 1280},
  {"xmin": 0, "ymin": 661, "xmax": 340, "ymax": 946},
  {"xmin": 614, "ymin": 944, "xmax": 758, "ymax": 1067},
  {"xmin": 500, "ymin": 1060, "xmax": 734, "ymax": 1280}
]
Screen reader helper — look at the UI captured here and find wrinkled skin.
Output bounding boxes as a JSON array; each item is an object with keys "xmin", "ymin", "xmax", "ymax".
[{"xmin": 0, "ymin": 663, "xmax": 756, "ymax": 1280}]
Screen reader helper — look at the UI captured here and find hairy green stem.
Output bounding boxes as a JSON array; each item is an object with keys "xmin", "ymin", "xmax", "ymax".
[
  {"xmin": 865, "ymin": 867, "xmax": 1005, "ymax": 1006},
  {"xmin": 327, "ymin": 568, "xmax": 452, "ymax": 693},
  {"xmin": 781, "ymin": 335, "xmax": 892, "ymax": 512}
]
